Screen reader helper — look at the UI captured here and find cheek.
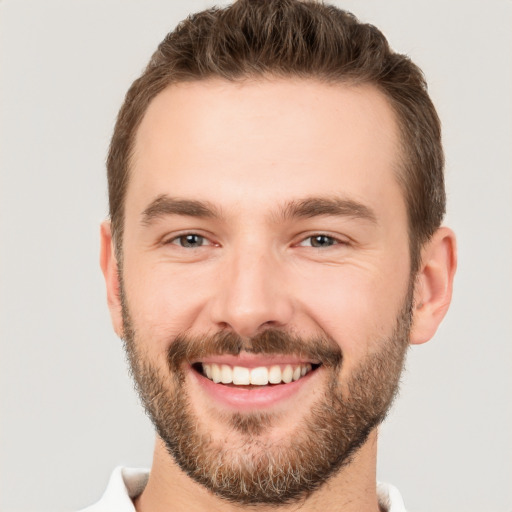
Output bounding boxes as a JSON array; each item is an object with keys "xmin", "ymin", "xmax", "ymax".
[
  {"xmin": 121, "ymin": 255, "xmax": 215, "ymax": 348},
  {"xmin": 292, "ymin": 261, "xmax": 409, "ymax": 361}
]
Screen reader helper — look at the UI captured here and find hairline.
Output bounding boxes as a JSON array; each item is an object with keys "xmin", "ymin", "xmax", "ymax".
[{"xmin": 113, "ymin": 74, "xmax": 424, "ymax": 273}]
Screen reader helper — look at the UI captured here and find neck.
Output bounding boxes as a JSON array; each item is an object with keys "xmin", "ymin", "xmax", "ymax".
[{"xmin": 134, "ymin": 430, "xmax": 381, "ymax": 512}]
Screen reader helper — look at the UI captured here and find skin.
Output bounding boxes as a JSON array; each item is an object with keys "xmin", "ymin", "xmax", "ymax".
[{"xmin": 100, "ymin": 79, "xmax": 457, "ymax": 512}]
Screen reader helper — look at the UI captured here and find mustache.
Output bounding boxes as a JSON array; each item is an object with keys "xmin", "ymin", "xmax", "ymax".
[{"xmin": 167, "ymin": 328, "xmax": 342, "ymax": 372}]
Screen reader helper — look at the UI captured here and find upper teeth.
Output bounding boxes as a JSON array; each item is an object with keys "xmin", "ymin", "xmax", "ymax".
[{"xmin": 202, "ymin": 363, "xmax": 312, "ymax": 386}]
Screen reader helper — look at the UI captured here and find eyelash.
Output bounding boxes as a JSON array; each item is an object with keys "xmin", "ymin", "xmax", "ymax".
[{"xmin": 165, "ymin": 233, "xmax": 347, "ymax": 249}]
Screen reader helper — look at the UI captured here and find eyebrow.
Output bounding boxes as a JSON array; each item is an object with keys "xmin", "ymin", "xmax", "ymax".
[
  {"xmin": 140, "ymin": 194, "xmax": 377, "ymax": 226},
  {"xmin": 141, "ymin": 195, "xmax": 221, "ymax": 225},
  {"xmin": 278, "ymin": 196, "xmax": 377, "ymax": 224}
]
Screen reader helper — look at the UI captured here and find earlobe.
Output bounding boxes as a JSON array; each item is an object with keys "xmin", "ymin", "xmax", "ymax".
[
  {"xmin": 410, "ymin": 227, "xmax": 457, "ymax": 345},
  {"xmin": 99, "ymin": 221, "xmax": 124, "ymax": 338}
]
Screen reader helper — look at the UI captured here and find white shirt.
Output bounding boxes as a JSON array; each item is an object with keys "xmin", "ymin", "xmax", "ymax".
[{"xmin": 80, "ymin": 467, "xmax": 407, "ymax": 512}]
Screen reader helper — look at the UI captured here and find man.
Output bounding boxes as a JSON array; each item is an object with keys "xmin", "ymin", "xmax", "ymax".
[{"xmin": 88, "ymin": 0, "xmax": 456, "ymax": 510}]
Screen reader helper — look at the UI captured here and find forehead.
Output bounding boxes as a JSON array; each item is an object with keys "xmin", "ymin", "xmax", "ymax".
[{"xmin": 129, "ymin": 78, "xmax": 403, "ymax": 216}]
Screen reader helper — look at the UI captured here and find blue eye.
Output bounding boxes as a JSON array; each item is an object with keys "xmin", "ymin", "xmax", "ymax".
[
  {"xmin": 310, "ymin": 235, "xmax": 336, "ymax": 247},
  {"xmin": 300, "ymin": 235, "xmax": 338, "ymax": 248},
  {"xmin": 173, "ymin": 234, "xmax": 206, "ymax": 248}
]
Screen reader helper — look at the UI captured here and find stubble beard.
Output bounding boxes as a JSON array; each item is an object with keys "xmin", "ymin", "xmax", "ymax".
[{"xmin": 120, "ymin": 286, "xmax": 413, "ymax": 506}]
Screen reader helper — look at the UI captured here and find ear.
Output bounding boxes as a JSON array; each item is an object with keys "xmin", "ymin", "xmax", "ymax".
[
  {"xmin": 410, "ymin": 227, "xmax": 457, "ymax": 345},
  {"xmin": 99, "ymin": 220, "xmax": 124, "ymax": 338}
]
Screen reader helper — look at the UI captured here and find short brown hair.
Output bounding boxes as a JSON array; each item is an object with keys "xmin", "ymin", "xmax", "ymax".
[{"xmin": 107, "ymin": 0, "xmax": 445, "ymax": 271}]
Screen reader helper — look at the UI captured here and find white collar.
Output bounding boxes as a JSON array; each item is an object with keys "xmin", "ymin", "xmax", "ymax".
[{"xmin": 80, "ymin": 466, "xmax": 407, "ymax": 512}]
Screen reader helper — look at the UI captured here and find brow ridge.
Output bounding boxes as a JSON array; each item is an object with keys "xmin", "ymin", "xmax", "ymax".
[
  {"xmin": 140, "ymin": 194, "xmax": 377, "ymax": 226},
  {"xmin": 279, "ymin": 196, "xmax": 377, "ymax": 223},
  {"xmin": 141, "ymin": 195, "xmax": 220, "ymax": 225}
]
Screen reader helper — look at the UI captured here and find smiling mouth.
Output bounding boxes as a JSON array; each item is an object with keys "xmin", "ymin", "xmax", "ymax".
[{"xmin": 192, "ymin": 362, "xmax": 321, "ymax": 386}]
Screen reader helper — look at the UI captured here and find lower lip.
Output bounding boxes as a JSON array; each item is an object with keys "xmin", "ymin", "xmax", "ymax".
[{"xmin": 190, "ymin": 367, "xmax": 319, "ymax": 410}]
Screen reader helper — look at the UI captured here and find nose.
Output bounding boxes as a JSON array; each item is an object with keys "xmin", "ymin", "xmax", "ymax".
[{"xmin": 208, "ymin": 244, "xmax": 294, "ymax": 338}]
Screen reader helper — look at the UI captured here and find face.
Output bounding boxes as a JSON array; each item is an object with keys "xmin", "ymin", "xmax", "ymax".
[{"xmin": 115, "ymin": 79, "xmax": 414, "ymax": 504}]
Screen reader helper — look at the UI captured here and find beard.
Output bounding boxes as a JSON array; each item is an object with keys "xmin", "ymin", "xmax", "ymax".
[{"xmin": 120, "ymin": 287, "xmax": 412, "ymax": 506}]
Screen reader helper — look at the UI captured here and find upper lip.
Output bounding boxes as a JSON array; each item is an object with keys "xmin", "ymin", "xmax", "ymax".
[{"xmin": 191, "ymin": 352, "xmax": 320, "ymax": 368}]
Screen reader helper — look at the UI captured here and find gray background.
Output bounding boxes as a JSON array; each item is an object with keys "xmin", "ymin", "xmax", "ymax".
[{"xmin": 1, "ymin": 1, "xmax": 511, "ymax": 511}]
